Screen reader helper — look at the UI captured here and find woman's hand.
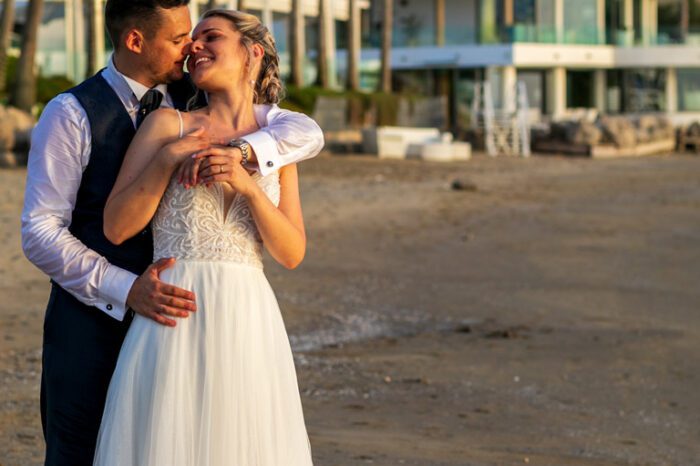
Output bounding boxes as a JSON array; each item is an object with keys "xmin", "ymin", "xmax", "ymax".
[
  {"xmin": 158, "ymin": 127, "xmax": 210, "ymax": 172},
  {"xmin": 186, "ymin": 146, "xmax": 260, "ymax": 198}
]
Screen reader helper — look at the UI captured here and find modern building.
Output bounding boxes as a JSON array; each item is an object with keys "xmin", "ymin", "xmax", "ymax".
[
  {"xmin": 6, "ymin": 0, "xmax": 700, "ymax": 124},
  {"xmin": 364, "ymin": 0, "xmax": 700, "ymax": 126}
]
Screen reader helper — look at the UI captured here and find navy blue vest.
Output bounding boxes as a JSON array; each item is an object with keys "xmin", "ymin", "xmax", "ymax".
[{"xmin": 66, "ymin": 72, "xmax": 201, "ymax": 275}]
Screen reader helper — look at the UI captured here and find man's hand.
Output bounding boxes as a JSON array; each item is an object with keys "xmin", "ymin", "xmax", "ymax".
[{"xmin": 126, "ymin": 258, "xmax": 197, "ymax": 327}]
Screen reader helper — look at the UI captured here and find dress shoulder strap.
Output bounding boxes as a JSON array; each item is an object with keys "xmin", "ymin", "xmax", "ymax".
[{"xmin": 175, "ymin": 109, "xmax": 184, "ymax": 139}]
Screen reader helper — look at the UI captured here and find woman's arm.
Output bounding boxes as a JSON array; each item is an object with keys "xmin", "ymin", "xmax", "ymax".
[
  {"xmin": 247, "ymin": 165, "xmax": 306, "ymax": 269},
  {"xmin": 103, "ymin": 109, "xmax": 208, "ymax": 245},
  {"xmin": 198, "ymin": 156, "xmax": 305, "ymax": 269}
]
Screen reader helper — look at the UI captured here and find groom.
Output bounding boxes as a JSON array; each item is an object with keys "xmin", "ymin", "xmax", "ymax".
[{"xmin": 21, "ymin": 1, "xmax": 323, "ymax": 464}]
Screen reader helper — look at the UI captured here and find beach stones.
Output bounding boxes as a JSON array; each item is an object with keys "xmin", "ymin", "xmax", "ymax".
[{"xmin": 0, "ymin": 105, "xmax": 34, "ymax": 166}]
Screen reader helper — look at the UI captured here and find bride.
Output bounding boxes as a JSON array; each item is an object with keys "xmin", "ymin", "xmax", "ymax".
[{"xmin": 93, "ymin": 10, "xmax": 313, "ymax": 465}]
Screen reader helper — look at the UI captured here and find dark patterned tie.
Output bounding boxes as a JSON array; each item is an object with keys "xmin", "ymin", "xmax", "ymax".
[{"xmin": 136, "ymin": 89, "xmax": 163, "ymax": 128}]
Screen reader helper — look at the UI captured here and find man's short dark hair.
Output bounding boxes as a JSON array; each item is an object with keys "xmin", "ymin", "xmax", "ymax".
[{"xmin": 105, "ymin": 0, "xmax": 190, "ymax": 50}]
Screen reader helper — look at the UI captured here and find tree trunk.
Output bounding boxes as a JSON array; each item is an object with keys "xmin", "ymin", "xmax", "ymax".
[
  {"xmin": 0, "ymin": 0, "xmax": 16, "ymax": 94},
  {"xmin": 380, "ymin": 0, "xmax": 392, "ymax": 93},
  {"xmin": 316, "ymin": 0, "xmax": 329, "ymax": 88},
  {"xmin": 346, "ymin": 0, "xmax": 360, "ymax": 91},
  {"xmin": 206, "ymin": 0, "xmax": 217, "ymax": 11},
  {"xmin": 10, "ymin": 0, "xmax": 43, "ymax": 111},
  {"xmin": 85, "ymin": 0, "xmax": 96, "ymax": 76},
  {"xmin": 435, "ymin": 0, "xmax": 445, "ymax": 46},
  {"xmin": 289, "ymin": 0, "xmax": 304, "ymax": 87}
]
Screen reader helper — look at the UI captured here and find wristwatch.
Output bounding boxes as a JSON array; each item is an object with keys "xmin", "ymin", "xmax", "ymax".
[{"xmin": 228, "ymin": 138, "xmax": 250, "ymax": 166}]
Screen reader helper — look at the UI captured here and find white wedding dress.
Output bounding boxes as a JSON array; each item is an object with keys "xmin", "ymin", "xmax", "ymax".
[{"xmin": 93, "ymin": 165, "xmax": 313, "ymax": 465}]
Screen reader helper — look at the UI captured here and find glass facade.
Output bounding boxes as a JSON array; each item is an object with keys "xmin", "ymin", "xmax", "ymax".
[
  {"xmin": 606, "ymin": 0, "xmax": 629, "ymax": 45},
  {"xmin": 678, "ymin": 68, "xmax": 700, "ymax": 110},
  {"xmin": 658, "ymin": 0, "xmax": 683, "ymax": 43},
  {"xmin": 303, "ymin": 15, "xmax": 319, "ymax": 84},
  {"xmin": 567, "ymin": 70, "xmax": 594, "ymax": 108},
  {"xmin": 563, "ymin": 0, "xmax": 599, "ymax": 44},
  {"xmin": 445, "ymin": 0, "xmax": 478, "ymax": 45},
  {"xmin": 518, "ymin": 69, "xmax": 546, "ymax": 113},
  {"xmin": 606, "ymin": 69, "xmax": 666, "ymax": 113},
  {"xmin": 4, "ymin": 0, "xmax": 700, "ymax": 117}
]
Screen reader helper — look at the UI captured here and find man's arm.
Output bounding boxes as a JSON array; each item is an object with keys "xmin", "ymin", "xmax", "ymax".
[
  {"xmin": 243, "ymin": 105, "xmax": 325, "ymax": 176},
  {"xmin": 21, "ymin": 95, "xmax": 137, "ymax": 320}
]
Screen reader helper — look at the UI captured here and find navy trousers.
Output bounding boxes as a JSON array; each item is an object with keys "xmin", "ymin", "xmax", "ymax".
[{"xmin": 41, "ymin": 283, "xmax": 133, "ymax": 466}]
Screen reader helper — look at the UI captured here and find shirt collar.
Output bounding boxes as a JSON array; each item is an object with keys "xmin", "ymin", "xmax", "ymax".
[{"xmin": 105, "ymin": 55, "xmax": 168, "ymax": 103}]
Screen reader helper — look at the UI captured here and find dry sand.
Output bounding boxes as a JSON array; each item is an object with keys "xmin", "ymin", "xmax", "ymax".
[{"xmin": 1, "ymin": 153, "xmax": 699, "ymax": 465}]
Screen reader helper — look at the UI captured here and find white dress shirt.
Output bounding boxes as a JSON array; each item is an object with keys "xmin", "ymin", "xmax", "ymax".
[{"xmin": 22, "ymin": 57, "xmax": 324, "ymax": 321}]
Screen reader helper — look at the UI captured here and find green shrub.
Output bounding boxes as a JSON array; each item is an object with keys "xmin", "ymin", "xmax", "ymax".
[
  {"xmin": 37, "ymin": 75, "xmax": 75, "ymax": 103},
  {"xmin": 282, "ymin": 85, "xmax": 418, "ymax": 127},
  {"xmin": 2, "ymin": 55, "xmax": 75, "ymax": 105}
]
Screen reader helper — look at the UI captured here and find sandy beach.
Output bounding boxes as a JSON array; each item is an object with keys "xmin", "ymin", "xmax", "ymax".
[{"xmin": 1, "ymin": 153, "xmax": 699, "ymax": 465}]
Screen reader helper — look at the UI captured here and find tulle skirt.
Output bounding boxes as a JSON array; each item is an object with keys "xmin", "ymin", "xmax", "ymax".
[{"xmin": 93, "ymin": 260, "xmax": 313, "ymax": 466}]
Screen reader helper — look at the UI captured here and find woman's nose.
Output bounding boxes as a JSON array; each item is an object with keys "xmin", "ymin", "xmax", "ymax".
[{"xmin": 189, "ymin": 39, "xmax": 203, "ymax": 53}]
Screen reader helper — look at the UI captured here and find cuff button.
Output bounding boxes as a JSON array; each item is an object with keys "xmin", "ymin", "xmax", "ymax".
[
  {"xmin": 266, "ymin": 161, "xmax": 274, "ymax": 167},
  {"xmin": 107, "ymin": 304, "xmax": 113, "ymax": 311}
]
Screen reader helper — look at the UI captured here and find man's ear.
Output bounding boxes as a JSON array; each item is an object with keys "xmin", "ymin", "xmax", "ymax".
[{"xmin": 124, "ymin": 29, "xmax": 146, "ymax": 54}]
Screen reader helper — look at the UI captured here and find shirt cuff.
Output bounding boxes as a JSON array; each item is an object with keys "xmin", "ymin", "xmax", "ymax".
[
  {"xmin": 243, "ymin": 130, "xmax": 280, "ymax": 177},
  {"xmin": 97, "ymin": 266, "xmax": 139, "ymax": 321}
]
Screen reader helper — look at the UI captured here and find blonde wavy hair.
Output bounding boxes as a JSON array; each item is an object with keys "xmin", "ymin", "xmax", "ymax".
[{"xmin": 201, "ymin": 9, "xmax": 284, "ymax": 105}]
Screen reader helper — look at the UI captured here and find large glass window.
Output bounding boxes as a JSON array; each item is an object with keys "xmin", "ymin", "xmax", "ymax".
[
  {"xmin": 634, "ymin": 0, "xmax": 643, "ymax": 44},
  {"xmin": 272, "ymin": 12, "xmax": 290, "ymax": 54},
  {"xmin": 605, "ymin": 0, "xmax": 631, "ymax": 45},
  {"xmin": 567, "ymin": 70, "xmax": 594, "ymax": 108},
  {"xmin": 304, "ymin": 16, "xmax": 318, "ymax": 84},
  {"xmin": 535, "ymin": 0, "xmax": 556, "ymax": 43},
  {"xmin": 511, "ymin": 0, "xmax": 538, "ymax": 42},
  {"xmin": 689, "ymin": 0, "xmax": 700, "ymax": 44},
  {"xmin": 335, "ymin": 19, "xmax": 348, "ymax": 50},
  {"xmin": 563, "ymin": 0, "xmax": 599, "ymax": 44},
  {"xmin": 658, "ymin": 0, "xmax": 683, "ymax": 43},
  {"xmin": 394, "ymin": 0, "xmax": 435, "ymax": 46},
  {"xmin": 518, "ymin": 69, "xmax": 546, "ymax": 113},
  {"xmin": 678, "ymin": 69, "xmax": 700, "ymax": 111},
  {"xmin": 13, "ymin": 1, "xmax": 68, "ymax": 76},
  {"xmin": 445, "ymin": 0, "xmax": 477, "ymax": 45},
  {"xmin": 606, "ymin": 69, "xmax": 666, "ymax": 113}
]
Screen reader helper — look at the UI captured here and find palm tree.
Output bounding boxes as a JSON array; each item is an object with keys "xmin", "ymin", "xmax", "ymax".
[
  {"xmin": 435, "ymin": 0, "xmax": 445, "ymax": 46},
  {"xmin": 289, "ymin": 0, "xmax": 304, "ymax": 87},
  {"xmin": 316, "ymin": 0, "xmax": 330, "ymax": 88},
  {"xmin": 346, "ymin": 0, "xmax": 360, "ymax": 91},
  {"xmin": 0, "ymin": 0, "xmax": 16, "ymax": 94},
  {"xmin": 380, "ymin": 0, "xmax": 392, "ymax": 93},
  {"xmin": 85, "ymin": 0, "xmax": 105, "ymax": 76},
  {"xmin": 10, "ymin": 0, "xmax": 43, "ymax": 111}
]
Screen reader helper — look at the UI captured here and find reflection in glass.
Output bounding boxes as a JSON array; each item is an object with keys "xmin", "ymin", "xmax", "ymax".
[
  {"xmin": 563, "ymin": 0, "xmax": 599, "ymax": 44},
  {"xmin": 678, "ymin": 68, "xmax": 700, "ymax": 110}
]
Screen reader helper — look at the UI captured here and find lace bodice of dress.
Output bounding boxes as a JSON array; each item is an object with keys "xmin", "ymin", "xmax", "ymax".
[{"xmin": 152, "ymin": 172, "xmax": 280, "ymax": 268}]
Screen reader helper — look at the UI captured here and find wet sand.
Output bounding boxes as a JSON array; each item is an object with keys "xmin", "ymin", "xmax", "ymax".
[{"xmin": 1, "ymin": 153, "xmax": 699, "ymax": 465}]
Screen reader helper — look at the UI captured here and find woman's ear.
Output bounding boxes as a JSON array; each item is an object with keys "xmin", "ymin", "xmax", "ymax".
[
  {"xmin": 251, "ymin": 43, "xmax": 265, "ymax": 60},
  {"xmin": 124, "ymin": 29, "xmax": 146, "ymax": 54}
]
